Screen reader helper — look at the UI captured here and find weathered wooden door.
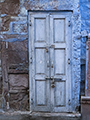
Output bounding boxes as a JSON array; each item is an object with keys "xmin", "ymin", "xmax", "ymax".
[{"xmin": 29, "ymin": 12, "xmax": 72, "ymax": 112}]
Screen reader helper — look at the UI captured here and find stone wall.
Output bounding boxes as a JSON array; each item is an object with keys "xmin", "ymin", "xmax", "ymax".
[
  {"xmin": 0, "ymin": 0, "xmax": 29, "ymax": 111},
  {"xmin": 0, "ymin": 0, "xmax": 81, "ymax": 112}
]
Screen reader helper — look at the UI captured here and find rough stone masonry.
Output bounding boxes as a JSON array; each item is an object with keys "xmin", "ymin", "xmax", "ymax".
[{"xmin": 0, "ymin": 0, "xmax": 82, "ymax": 112}]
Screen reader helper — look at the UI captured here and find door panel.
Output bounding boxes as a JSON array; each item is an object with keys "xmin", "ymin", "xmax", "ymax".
[
  {"xmin": 35, "ymin": 18, "xmax": 46, "ymax": 42},
  {"xmin": 54, "ymin": 19, "xmax": 65, "ymax": 42},
  {"xmin": 54, "ymin": 81, "xmax": 66, "ymax": 106},
  {"xmin": 35, "ymin": 48, "xmax": 46, "ymax": 74},
  {"xmin": 35, "ymin": 80, "xmax": 46, "ymax": 106},
  {"xmin": 54, "ymin": 49, "xmax": 65, "ymax": 75}
]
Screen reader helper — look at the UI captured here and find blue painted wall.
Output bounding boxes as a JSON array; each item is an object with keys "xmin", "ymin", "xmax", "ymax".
[
  {"xmin": 80, "ymin": 0, "xmax": 90, "ymax": 33},
  {"xmin": 80, "ymin": 0, "xmax": 90, "ymax": 96}
]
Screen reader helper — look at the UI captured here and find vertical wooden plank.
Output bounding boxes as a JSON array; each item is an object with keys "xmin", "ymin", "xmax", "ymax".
[
  {"xmin": 29, "ymin": 13, "xmax": 50, "ymax": 112},
  {"xmin": 50, "ymin": 13, "xmax": 72, "ymax": 112},
  {"xmin": 50, "ymin": 15, "xmax": 55, "ymax": 109},
  {"xmin": 65, "ymin": 16, "xmax": 72, "ymax": 112}
]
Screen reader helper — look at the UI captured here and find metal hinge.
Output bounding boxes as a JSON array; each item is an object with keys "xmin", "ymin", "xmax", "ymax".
[
  {"xmin": 29, "ymin": 20, "xmax": 32, "ymax": 26},
  {"xmin": 68, "ymin": 58, "xmax": 71, "ymax": 64},
  {"xmin": 31, "ymin": 98, "xmax": 33, "ymax": 105},
  {"xmin": 68, "ymin": 21, "xmax": 71, "ymax": 27},
  {"xmin": 30, "ymin": 57, "xmax": 32, "ymax": 64}
]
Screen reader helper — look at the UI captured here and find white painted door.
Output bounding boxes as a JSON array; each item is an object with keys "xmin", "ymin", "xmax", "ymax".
[{"xmin": 29, "ymin": 12, "xmax": 72, "ymax": 112}]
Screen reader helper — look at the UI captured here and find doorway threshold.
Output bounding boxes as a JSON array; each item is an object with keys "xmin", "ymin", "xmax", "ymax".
[
  {"xmin": 31, "ymin": 112, "xmax": 81, "ymax": 118},
  {"xmin": 0, "ymin": 111, "xmax": 81, "ymax": 120}
]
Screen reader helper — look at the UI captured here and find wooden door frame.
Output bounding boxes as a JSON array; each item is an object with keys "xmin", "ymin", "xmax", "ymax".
[{"xmin": 28, "ymin": 11, "xmax": 72, "ymax": 112}]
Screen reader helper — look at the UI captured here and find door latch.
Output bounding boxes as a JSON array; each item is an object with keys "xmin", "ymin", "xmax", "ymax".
[{"xmin": 51, "ymin": 77, "xmax": 55, "ymax": 88}]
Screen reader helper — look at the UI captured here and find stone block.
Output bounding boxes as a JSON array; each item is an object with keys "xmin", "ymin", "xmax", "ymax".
[
  {"xmin": 13, "ymin": 23, "xmax": 27, "ymax": 34},
  {"xmin": 9, "ymin": 92, "xmax": 29, "ymax": 111},
  {"xmin": 9, "ymin": 74, "xmax": 29, "ymax": 90},
  {"xmin": 0, "ymin": 0, "xmax": 20, "ymax": 15},
  {"xmin": 8, "ymin": 39, "xmax": 28, "ymax": 51},
  {"xmin": 6, "ymin": 40, "xmax": 28, "ymax": 69},
  {"xmin": 8, "ymin": 50, "xmax": 28, "ymax": 65},
  {"xmin": 8, "ymin": 74, "xmax": 29, "ymax": 111},
  {"xmin": 81, "ymin": 96, "xmax": 90, "ymax": 120},
  {"xmin": 0, "ymin": 16, "xmax": 11, "ymax": 31}
]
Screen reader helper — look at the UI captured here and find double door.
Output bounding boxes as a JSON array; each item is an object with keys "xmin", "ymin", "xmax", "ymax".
[{"xmin": 29, "ymin": 12, "xmax": 72, "ymax": 112}]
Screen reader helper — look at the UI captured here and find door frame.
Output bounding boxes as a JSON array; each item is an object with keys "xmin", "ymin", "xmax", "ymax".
[{"xmin": 28, "ymin": 11, "xmax": 72, "ymax": 113}]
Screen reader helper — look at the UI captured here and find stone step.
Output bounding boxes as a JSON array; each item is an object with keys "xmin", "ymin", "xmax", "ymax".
[{"xmin": 0, "ymin": 112, "xmax": 81, "ymax": 120}]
